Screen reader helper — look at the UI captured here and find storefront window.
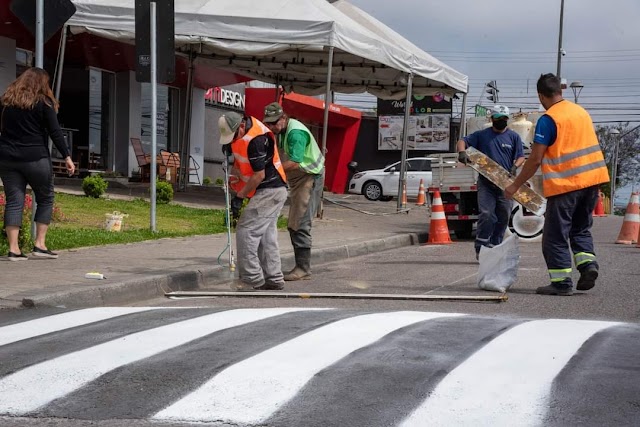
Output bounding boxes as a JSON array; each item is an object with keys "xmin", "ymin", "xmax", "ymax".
[
  {"xmin": 141, "ymin": 84, "xmax": 179, "ymax": 153},
  {"xmin": 88, "ymin": 68, "xmax": 115, "ymax": 170},
  {"xmin": 15, "ymin": 49, "xmax": 32, "ymax": 77}
]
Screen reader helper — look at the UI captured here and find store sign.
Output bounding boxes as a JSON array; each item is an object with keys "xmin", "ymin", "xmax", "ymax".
[
  {"xmin": 377, "ymin": 94, "xmax": 452, "ymax": 115},
  {"xmin": 205, "ymin": 87, "xmax": 245, "ymax": 109}
]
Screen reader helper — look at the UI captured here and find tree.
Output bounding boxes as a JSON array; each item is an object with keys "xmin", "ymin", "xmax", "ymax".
[{"xmin": 595, "ymin": 123, "xmax": 640, "ymax": 197}]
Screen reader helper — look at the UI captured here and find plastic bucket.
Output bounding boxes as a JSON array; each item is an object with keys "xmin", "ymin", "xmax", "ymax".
[{"xmin": 105, "ymin": 211, "xmax": 126, "ymax": 232}]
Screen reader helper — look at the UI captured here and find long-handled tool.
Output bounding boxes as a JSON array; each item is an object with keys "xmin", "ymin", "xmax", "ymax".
[{"xmin": 218, "ymin": 154, "xmax": 236, "ymax": 272}]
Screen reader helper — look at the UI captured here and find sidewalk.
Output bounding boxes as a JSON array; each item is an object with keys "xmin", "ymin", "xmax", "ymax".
[{"xmin": 0, "ymin": 184, "xmax": 430, "ymax": 309}]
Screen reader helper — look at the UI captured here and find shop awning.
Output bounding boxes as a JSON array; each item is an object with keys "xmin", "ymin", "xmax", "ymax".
[{"xmin": 67, "ymin": 0, "xmax": 468, "ymax": 98}]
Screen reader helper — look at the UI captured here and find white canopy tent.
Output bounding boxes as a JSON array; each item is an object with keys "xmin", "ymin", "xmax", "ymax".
[
  {"xmin": 66, "ymin": 0, "xmax": 468, "ymax": 213},
  {"xmin": 67, "ymin": 0, "xmax": 468, "ymax": 97}
]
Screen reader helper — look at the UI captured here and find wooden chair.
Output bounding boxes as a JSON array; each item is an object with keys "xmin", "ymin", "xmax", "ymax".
[
  {"xmin": 130, "ymin": 137, "xmax": 151, "ymax": 182},
  {"xmin": 158, "ymin": 149, "xmax": 180, "ymax": 184}
]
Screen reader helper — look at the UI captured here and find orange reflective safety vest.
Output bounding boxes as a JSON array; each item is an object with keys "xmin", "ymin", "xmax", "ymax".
[
  {"xmin": 541, "ymin": 101, "xmax": 609, "ymax": 197},
  {"xmin": 229, "ymin": 117, "xmax": 287, "ymax": 198}
]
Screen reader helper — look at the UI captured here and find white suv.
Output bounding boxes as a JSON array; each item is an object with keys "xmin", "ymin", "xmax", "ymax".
[{"xmin": 348, "ymin": 157, "xmax": 433, "ymax": 201}]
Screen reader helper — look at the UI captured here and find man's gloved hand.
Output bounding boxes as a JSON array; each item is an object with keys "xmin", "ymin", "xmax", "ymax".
[
  {"xmin": 230, "ymin": 196, "xmax": 244, "ymax": 222},
  {"xmin": 458, "ymin": 150, "xmax": 471, "ymax": 165},
  {"xmin": 510, "ymin": 164, "xmax": 518, "ymax": 177}
]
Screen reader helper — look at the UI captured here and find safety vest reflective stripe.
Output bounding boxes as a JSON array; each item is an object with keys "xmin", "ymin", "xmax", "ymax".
[
  {"xmin": 543, "ymin": 160, "xmax": 608, "ymax": 180},
  {"xmin": 542, "ymin": 144, "xmax": 603, "ymax": 166},
  {"xmin": 305, "ymin": 155, "xmax": 325, "ymax": 175},
  {"xmin": 574, "ymin": 252, "xmax": 596, "ymax": 267},
  {"xmin": 549, "ymin": 268, "xmax": 572, "ymax": 282}
]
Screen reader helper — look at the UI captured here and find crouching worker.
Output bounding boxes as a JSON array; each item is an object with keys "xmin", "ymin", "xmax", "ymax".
[{"xmin": 219, "ymin": 112, "xmax": 288, "ymax": 291}]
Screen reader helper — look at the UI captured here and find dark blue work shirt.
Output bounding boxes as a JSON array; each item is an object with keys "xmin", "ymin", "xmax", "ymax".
[
  {"xmin": 533, "ymin": 114, "xmax": 558, "ymax": 146},
  {"xmin": 463, "ymin": 127, "xmax": 524, "ymax": 171}
]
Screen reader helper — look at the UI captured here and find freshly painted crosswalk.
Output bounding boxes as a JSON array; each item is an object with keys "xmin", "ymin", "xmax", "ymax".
[{"xmin": 0, "ymin": 307, "xmax": 637, "ymax": 427}]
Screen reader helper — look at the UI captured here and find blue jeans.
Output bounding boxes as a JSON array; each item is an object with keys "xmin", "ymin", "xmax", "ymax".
[
  {"xmin": 542, "ymin": 185, "xmax": 600, "ymax": 286},
  {"xmin": 475, "ymin": 178, "xmax": 512, "ymax": 253}
]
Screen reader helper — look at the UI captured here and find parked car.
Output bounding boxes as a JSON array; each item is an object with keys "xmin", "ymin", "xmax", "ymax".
[{"xmin": 348, "ymin": 158, "xmax": 433, "ymax": 201}]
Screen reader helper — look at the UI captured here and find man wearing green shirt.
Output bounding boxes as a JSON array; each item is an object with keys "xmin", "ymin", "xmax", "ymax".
[{"xmin": 263, "ymin": 102, "xmax": 325, "ymax": 281}]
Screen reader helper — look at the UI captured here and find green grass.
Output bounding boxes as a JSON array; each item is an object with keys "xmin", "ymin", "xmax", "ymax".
[{"xmin": 1, "ymin": 192, "xmax": 288, "ymax": 252}]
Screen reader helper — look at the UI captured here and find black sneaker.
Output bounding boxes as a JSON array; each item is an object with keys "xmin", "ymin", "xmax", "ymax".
[
  {"xmin": 536, "ymin": 284, "xmax": 574, "ymax": 296},
  {"xmin": 576, "ymin": 265, "xmax": 598, "ymax": 291},
  {"xmin": 31, "ymin": 246, "xmax": 58, "ymax": 259},
  {"xmin": 255, "ymin": 282, "xmax": 285, "ymax": 291},
  {"xmin": 8, "ymin": 252, "xmax": 28, "ymax": 261}
]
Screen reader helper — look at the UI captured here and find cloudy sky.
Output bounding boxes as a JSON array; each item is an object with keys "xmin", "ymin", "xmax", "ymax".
[{"xmin": 341, "ymin": 0, "xmax": 640, "ymax": 125}]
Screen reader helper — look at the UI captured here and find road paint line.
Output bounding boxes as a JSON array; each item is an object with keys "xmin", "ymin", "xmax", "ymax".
[
  {"xmin": 399, "ymin": 318, "xmax": 618, "ymax": 427},
  {"xmin": 0, "ymin": 308, "xmax": 317, "ymax": 415},
  {"xmin": 153, "ymin": 311, "xmax": 464, "ymax": 425},
  {"xmin": 0, "ymin": 307, "xmax": 157, "ymax": 347}
]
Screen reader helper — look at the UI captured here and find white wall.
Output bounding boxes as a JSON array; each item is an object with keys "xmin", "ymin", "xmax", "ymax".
[{"xmin": 0, "ymin": 37, "xmax": 16, "ymax": 94}]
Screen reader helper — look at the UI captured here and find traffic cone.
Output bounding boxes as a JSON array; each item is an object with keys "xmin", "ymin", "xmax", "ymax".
[
  {"xmin": 593, "ymin": 191, "xmax": 607, "ymax": 217},
  {"xmin": 401, "ymin": 181, "xmax": 407, "ymax": 207},
  {"xmin": 427, "ymin": 190, "xmax": 452, "ymax": 244},
  {"xmin": 416, "ymin": 179, "xmax": 426, "ymax": 206},
  {"xmin": 615, "ymin": 192, "xmax": 640, "ymax": 244}
]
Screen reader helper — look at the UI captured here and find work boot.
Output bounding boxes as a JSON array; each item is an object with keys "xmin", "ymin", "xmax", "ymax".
[
  {"xmin": 255, "ymin": 281, "xmax": 285, "ymax": 291},
  {"xmin": 284, "ymin": 247, "xmax": 311, "ymax": 281},
  {"xmin": 536, "ymin": 283, "xmax": 574, "ymax": 296},
  {"xmin": 576, "ymin": 264, "xmax": 599, "ymax": 291}
]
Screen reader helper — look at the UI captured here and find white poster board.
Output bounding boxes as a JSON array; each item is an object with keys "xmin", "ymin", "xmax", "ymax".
[{"xmin": 378, "ymin": 114, "xmax": 450, "ymax": 151}]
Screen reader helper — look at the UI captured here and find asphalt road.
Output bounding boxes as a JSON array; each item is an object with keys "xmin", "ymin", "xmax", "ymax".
[
  {"xmin": 1, "ymin": 307, "xmax": 639, "ymax": 427},
  {"xmin": 1, "ymin": 214, "xmax": 638, "ymax": 426},
  {"xmin": 158, "ymin": 217, "xmax": 639, "ymax": 322}
]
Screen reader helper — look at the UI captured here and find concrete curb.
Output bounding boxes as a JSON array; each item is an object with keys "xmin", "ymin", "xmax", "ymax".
[{"xmin": 19, "ymin": 231, "xmax": 427, "ymax": 308}]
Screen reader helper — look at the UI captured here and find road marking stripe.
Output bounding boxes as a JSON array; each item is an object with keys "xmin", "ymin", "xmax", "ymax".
[
  {"xmin": 153, "ymin": 311, "xmax": 463, "ymax": 424},
  {"xmin": 399, "ymin": 319, "xmax": 618, "ymax": 427},
  {"xmin": 0, "ymin": 308, "xmax": 316, "ymax": 415},
  {"xmin": 0, "ymin": 307, "xmax": 157, "ymax": 348}
]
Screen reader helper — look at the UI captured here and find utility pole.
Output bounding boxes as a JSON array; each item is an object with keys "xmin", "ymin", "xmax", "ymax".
[{"xmin": 556, "ymin": 0, "xmax": 565, "ymax": 79}]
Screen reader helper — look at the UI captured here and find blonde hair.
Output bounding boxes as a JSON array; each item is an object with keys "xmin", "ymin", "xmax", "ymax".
[{"xmin": 1, "ymin": 67, "xmax": 59, "ymax": 112}]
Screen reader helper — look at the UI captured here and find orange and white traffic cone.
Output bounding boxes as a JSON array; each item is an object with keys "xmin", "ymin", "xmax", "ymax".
[
  {"xmin": 427, "ymin": 190, "xmax": 452, "ymax": 244},
  {"xmin": 416, "ymin": 179, "xmax": 426, "ymax": 206},
  {"xmin": 401, "ymin": 181, "xmax": 407, "ymax": 208},
  {"xmin": 593, "ymin": 191, "xmax": 607, "ymax": 217},
  {"xmin": 615, "ymin": 192, "xmax": 640, "ymax": 244}
]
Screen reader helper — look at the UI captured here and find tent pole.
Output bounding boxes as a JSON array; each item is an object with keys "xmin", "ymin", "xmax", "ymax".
[
  {"xmin": 396, "ymin": 73, "xmax": 413, "ymax": 212},
  {"xmin": 459, "ymin": 84, "xmax": 469, "ymax": 140},
  {"xmin": 317, "ymin": 46, "xmax": 334, "ymax": 219},
  {"xmin": 178, "ymin": 49, "xmax": 194, "ymax": 191}
]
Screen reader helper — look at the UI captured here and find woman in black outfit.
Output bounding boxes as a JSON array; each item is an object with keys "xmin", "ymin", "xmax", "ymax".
[{"xmin": 0, "ymin": 67, "xmax": 75, "ymax": 260}]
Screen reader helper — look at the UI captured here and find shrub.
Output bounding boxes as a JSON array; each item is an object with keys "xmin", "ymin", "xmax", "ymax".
[
  {"xmin": 82, "ymin": 175, "xmax": 108, "ymax": 198},
  {"xmin": 215, "ymin": 178, "xmax": 224, "ymax": 186},
  {"xmin": 155, "ymin": 180, "xmax": 174, "ymax": 204},
  {"xmin": 202, "ymin": 176, "xmax": 212, "ymax": 185}
]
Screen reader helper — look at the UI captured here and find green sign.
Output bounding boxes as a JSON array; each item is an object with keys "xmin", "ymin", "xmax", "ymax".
[{"xmin": 475, "ymin": 105, "xmax": 488, "ymax": 117}]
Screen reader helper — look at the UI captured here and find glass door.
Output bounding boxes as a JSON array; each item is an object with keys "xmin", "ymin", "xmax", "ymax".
[{"xmin": 88, "ymin": 68, "xmax": 115, "ymax": 171}]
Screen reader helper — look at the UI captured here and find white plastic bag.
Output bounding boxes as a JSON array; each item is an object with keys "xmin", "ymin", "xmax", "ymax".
[{"xmin": 477, "ymin": 235, "xmax": 520, "ymax": 293}]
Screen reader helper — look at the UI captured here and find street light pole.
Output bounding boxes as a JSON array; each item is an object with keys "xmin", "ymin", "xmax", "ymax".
[
  {"xmin": 556, "ymin": 0, "xmax": 565, "ymax": 79},
  {"xmin": 570, "ymin": 81, "xmax": 584, "ymax": 103}
]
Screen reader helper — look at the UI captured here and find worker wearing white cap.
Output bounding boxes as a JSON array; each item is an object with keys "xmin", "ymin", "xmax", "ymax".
[{"xmin": 456, "ymin": 105, "xmax": 526, "ymax": 260}]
